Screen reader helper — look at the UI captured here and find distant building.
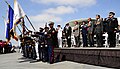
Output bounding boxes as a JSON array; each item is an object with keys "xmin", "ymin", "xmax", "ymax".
[
  {"xmin": 68, "ymin": 17, "xmax": 120, "ymax": 27},
  {"xmin": 67, "ymin": 18, "xmax": 96, "ymax": 27}
]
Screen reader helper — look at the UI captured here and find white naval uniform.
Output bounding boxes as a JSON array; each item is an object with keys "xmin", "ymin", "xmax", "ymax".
[
  {"xmin": 35, "ymin": 42, "xmax": 39, "ymax": 59},
  {"xmin": 57, "ymin": 28, "xmax": 63, "ymax": 48}
]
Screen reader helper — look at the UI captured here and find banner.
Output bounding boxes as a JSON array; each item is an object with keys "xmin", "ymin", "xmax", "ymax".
[
  {"xmin": 13, "ymin": 0, "xmax": 25, "ymax": 33},
  {"xmin": 6, "ymin": 5, "xmax": 14, "ymax": 41}
]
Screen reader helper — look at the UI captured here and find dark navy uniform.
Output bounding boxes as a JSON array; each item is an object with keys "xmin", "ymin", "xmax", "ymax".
[
  {"xmin": 43, "ymin": 27, "xmax": 49, "ymax": 62},
  {"xmin": 81, "ymin": 22, "xmax": 88, "ymax": 47},
  {"xmin": 106, "ymin": 17, "xmax": 118, "ymax": 47},
  {"xmin": 38, "ymin": 31, "xmax": 45, "ymax": 61},
  {"xmin": 105, "ymin": 12, "xmax": 118, "ymax": 47}
]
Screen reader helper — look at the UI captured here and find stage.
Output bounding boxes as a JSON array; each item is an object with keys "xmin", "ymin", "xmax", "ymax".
[{"xmin": 54, "ymin": 47, "xmax": 120, "ymax": 68}]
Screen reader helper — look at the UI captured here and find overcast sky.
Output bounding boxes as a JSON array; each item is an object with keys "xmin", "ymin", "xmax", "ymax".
[{"xmin": 0, "ymin": 0, "xmax": 120, "ymax": 45}]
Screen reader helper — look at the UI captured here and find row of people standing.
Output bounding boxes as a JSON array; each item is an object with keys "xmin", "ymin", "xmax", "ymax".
[
  {"xmin": 82, "ymin": 15, "xmax": 103, "ymax": 47},
  {"xmin": 43, "ymin": 11, "xmax": 119, "ymax": 48},
  {"xmin": 62, "ymin": 12, "xmax": 118, "ymax": 48},
  {"xmin": 81, "ymin": 12, "xmax": 118, "ymax": 47}
]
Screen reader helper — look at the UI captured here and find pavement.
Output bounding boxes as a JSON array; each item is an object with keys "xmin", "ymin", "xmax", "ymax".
[{"xmin": 0, "ymin": 52, "xmax": 113, "ymax": 69}]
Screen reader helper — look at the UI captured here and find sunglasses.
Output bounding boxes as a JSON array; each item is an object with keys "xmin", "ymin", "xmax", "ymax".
[{"xmin": 109, "ymin": 14, "xmax": 113, "ymax": 16}]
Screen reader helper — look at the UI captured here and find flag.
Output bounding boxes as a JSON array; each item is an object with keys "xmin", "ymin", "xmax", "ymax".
[
  {"xmin": 13, "ymin": 0, "xmax": 26, "ymax": 35},
  {"xmin": 5, "ymin": 4, "xmax": 18, "ymax": 42},
  {"xmin": 6, "ymin": 5, "xmax": 14, "ymax": 41},
  {"xmin": 13, "ymin": 0, "xmax": 25, "ymax": 26}
]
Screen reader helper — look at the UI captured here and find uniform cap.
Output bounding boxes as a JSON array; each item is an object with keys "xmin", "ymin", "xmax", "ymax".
[
  {"xmin": 109, "ymin": 12, "xmax": 115, "ymax": 15},
  {"xmin": 48, "ymin": 21, "xmax": 54, "ymax": 25}
]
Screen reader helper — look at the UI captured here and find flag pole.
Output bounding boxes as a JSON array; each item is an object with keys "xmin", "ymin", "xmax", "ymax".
[
  {"xmin": 45, "ymin": 22, "xmax": 47, "ymax": 27},
  {"xmin": 22, "ymin": 18, "xmax": 25, "ymax": 37},
  {"xmin": 25, "ymin": 15, "xmax": 36, "ymax": 31},
  {"xmin": 24, "ymin": 25, "xmax": 29, "ymax": 31},
  {"xmin": 19, "ymin": 23, "xmax": 29, "ymax": 31},
  {"xmin": 5, "ymin": 0, "xmax": 10, "ymax": 6},
  {"xmin": 17, "ymin": 26, "xmax": 22, "ymax": 34}
]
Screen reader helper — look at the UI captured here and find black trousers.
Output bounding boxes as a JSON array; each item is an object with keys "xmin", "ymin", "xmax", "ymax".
[
  {"xmin": 32, "ymin": 46, "xmax": 37, "ymax": 59},
  {"xmin": 24, "ymin": 45, "xmax": 29, "ymax": 58},
  {"xmin": 108, "ymin": 32, "xmax": 116, "ymax": 47},
  {"xmin": 42, "ymin": 46, "xmax": 48, "ymax": 62},
  {"xmin": 96, "ymin": 33, "xmax": 103, "ymax": 47},
  {"xmin": 38, "ymin": 44, "xmax": 43, "ymax": 60},
  {"xmin": 82, "ymin": 34, "xmax": 88, "ymax": 47},
  {"xmin": 67, "ymin": 37, "xmax": 71, "ymax": 47},
  {"xmin": 0, "ymin": 47, "xmax": 3, "ymax": 53}
]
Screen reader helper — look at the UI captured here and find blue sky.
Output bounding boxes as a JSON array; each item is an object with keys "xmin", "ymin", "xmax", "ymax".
[{"xmin": 0, "ymin": 0, "xmax": 120, "ymax": 45}]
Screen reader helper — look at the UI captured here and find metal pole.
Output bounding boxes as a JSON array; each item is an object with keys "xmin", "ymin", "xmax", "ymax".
[
  {"xmin": 17, "ymin": 26, "xmax": 22, "ymax": 34},
  {"xmin": 20, "ymin": 23, "xmax": 29, "ymax": 31},
  {"xmin": 25, "ymin": 15, "xmax": 36, "ymax": 31},
  {"xmin": 24, "ymin": 25, "xmax": 29, "ymax": 31},
  {"xmin": 5, "ymin": 0, "xmax": 10, "ymax": 6}
]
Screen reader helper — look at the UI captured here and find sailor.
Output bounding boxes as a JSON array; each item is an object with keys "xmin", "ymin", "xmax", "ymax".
[
  {"xmin": 56, "ymin": 25, "xmax": 63, "ymax": 48},
  {"xmin": 105, "ymin": 12, "xmax": 118, "ymax": 47}
]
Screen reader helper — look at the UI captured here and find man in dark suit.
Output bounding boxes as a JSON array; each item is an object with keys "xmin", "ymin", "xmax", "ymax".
[
  {"xmin": 106, "ymin": 12, "xmax": 118, "ymax": 47},
  {"xmin": 94, "ymin": 15, "xmax": 103, "ymax": 47},
  {"xmin": 63, "ymin": 23, "xmax": 72, "ymax": 47}
]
